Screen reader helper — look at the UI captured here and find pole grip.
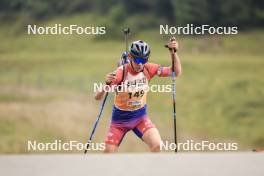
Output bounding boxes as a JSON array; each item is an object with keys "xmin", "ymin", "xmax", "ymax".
[{"xmin": 164, "ymin": 44, "xmax": 177, "ymax": 53}]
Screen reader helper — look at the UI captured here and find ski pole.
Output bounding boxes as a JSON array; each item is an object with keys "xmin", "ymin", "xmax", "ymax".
[
  {"xmin": 165, "ymin": 38, "xmax": 178, "ymax": 153},
  {"xmin": 84, "ymin": 92, "xmax": 108, "ymax": 154},
  {"xmin": 124, "ymin": 28, "xmax": 130, "ymax": 53},
  {"xmin": 122, "ymin": 28, "xmax": 130, "ymax": 65}
]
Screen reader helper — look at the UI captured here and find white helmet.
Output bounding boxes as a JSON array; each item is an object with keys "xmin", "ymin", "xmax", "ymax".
[{"xmin": 129, "ymin": 40, "xmax": 150, "ymax": 59}]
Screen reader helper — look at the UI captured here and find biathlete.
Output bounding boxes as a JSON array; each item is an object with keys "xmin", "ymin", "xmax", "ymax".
[{"xmin": 95, "ymin": 38, "xmax": 182, "ymax": 152}]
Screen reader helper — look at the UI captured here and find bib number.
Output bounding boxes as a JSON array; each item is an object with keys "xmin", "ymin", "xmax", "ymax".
[{"xmin": 128, "ymin": 90, "xmax": 145, "ymax": 99}]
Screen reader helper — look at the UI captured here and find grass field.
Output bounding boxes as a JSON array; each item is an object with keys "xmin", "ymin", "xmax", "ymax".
[{"xmin": 0, "ymin": 14, "xmax": 263, "ymax": 153}]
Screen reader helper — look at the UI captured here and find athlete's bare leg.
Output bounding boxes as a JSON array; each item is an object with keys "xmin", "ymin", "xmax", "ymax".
[
  {"xmin": 104, "ymin": 144, "xmax": 119, "ymax": 153},
  {"xmin": 142, "ymin": 128, "xmax": 162, "ymax": 152}
]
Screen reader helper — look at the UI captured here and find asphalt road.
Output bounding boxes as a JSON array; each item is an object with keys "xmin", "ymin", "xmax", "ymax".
[{"xmin": 1, "ymin": 153, "xmax": 263, "ymax": 176}]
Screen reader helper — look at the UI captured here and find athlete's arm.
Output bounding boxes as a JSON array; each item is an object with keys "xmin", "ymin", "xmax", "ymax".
[{"xmin": 145, "ymin": 39, "xmax": 181, "ymax": 78}]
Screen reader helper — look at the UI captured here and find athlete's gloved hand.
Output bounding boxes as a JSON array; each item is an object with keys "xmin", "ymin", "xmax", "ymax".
[
  {"xmin": 105, "ymin": 72, "xmax": 116, "ymax": 85},
  {"xmin": 166, "ymin": 37, "xmax": 178, "ymax": 54}
]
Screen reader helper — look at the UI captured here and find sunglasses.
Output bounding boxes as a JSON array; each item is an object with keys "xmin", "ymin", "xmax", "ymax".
[{"xmin": 133, "ymin": 57, "xmax": 148, "ymax": 64}]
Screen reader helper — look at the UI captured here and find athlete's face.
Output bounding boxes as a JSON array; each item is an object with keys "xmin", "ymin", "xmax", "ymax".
[
  {"xmin": 129, "ymin": 54, "xmax": 145, "ymax": 72},
  {"xmin": 131, "ymin": 60, "xmax": 144, "ymax": 72}
]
